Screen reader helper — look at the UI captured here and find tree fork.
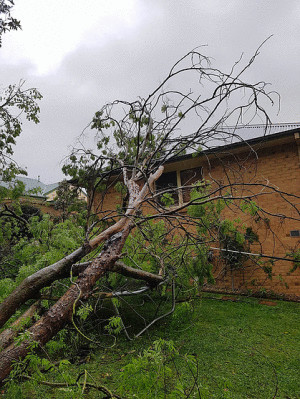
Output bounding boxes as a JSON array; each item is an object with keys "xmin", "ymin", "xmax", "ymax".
[
  {"xmin": 0, "ymin": 167, "xmax": 163, "ymax": 328},
  {"xmin": 0, "ymin": 301, "xmax": 42, "ymax": 350}
]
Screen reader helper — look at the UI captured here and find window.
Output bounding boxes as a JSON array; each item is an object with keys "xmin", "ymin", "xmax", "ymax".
[
  {"xmin": 156, "ymin": 167, "xmax": 203, "ymax": 206},
  {"xmin": 156, "ymin": 171, "xmax": 179, "ymax": 205}
]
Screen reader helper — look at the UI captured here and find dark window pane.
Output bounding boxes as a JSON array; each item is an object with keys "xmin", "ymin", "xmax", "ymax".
[
  {"xmin": 290, "ymin": 230, "xmax": 300, "ymax": 237},
  {"xmin": 180, "ymin": 167, "xmax": 202, "ymax": 203},
  {"xmin": 156, "ymin": 171, "xmax": 178, "ymax": 205}
]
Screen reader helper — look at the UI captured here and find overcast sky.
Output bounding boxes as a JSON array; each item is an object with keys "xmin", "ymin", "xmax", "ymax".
[{"xmin": 1, "ymin": 0, "xmax": 299, "ymax": 183}]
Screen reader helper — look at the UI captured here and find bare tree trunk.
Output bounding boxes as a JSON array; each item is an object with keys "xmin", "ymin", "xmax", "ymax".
[{"xmin": 0, "ymin": 228, "xmax": 129, "ymax": 383}]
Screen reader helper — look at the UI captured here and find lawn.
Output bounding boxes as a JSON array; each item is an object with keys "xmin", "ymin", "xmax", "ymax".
[{"xmin": 4, "ymin": 294, "xmax": 300, "ymax": 398}]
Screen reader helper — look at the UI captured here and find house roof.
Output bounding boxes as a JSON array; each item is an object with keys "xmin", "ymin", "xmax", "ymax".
[
  {"xmin": 167, "ymin": 123, "xmax": 300, "ymax": 164},
  {"xmin": 43, "ymin": 182, "xmax": 60, "ymax": 195},
  {"xmin": 0, "ymin": 176, "xmax": 60, "ymax": 199},
  {"xmin": 212, "ymin": 122, "xmax": 300, "ymax": 139},
  {"xmin": 70, "ymin": 123, "xmax": 300, "ymax": 185}
]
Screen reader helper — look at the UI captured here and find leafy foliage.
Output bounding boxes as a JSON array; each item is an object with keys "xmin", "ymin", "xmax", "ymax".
[
  {"xmin": 0, "ymin": 82, "xmax": 42, "ymax": 181},
  {"xmin": 119, "ymin": 339, "xmax": 202, "ymax": 398},
  {"xmin": 0, "ymin": 201, "xmax": 42, "ymax": 278},
  {"xmin": 0, "ymin": 0, "xmax": 42, "ymax": 181},
  {"xmin": 0, "ymin": 0, "xmax": 21, "ymax": 47},
  {"xmin": 219, "ymin": 219, "xmax": 259, "ymax": 271},
  {"xmin": 188, "ymin": 182, "xmax": 225, "ymax": 285},
  {"xmin": 3, "ymin": 296, "xmax": 299, "ymax": 398},
  {"xmin": 287, "ymin": 248, "xmax": 300, "ymax": 272},
  {"xmin": 0, "ymin": 215, "xmax": 85, "ymax": 301},
  {"xmin": 53, "ymin": 180, "xmax": 87, "ymax": 222}
]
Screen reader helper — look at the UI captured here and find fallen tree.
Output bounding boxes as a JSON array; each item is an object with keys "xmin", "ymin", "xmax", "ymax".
[
  {"xmin": 0, "ymin": 46, "xmax": 299, "ymax": 385},
  {"xmin": 0, "ymin": 167, "xmax": 163, "ymax": 380}
]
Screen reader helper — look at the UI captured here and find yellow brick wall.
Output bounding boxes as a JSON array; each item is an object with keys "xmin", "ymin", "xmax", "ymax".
[
  {"xmin": 201, "ymin": 141, "xmax": 300, "ymax": 296},
  {"xmin": 91, "ymin": 138, "xmax": 300, "ymax": 297}
]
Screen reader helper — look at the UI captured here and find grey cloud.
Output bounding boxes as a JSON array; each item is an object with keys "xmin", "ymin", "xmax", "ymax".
[{"xmin": 1, "ymin": 0, "xmax": 299, "ymax": 182}]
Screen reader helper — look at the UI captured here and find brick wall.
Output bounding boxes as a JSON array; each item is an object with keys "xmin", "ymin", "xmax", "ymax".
[
  {"xmin": 201, "ymin": 140, "xmax": 300, "ymax": 296},
  {"xmin": 90, "ymin": 135, "xmax": 300, "ymax": 297}
]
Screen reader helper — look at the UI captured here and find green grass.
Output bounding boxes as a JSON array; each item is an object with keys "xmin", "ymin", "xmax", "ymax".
[{"xmin": 5, "ymin": 294, "xmax": 300, "ymax": 398}]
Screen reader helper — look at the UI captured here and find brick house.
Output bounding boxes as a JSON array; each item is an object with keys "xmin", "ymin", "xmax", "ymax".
[{"xmin": 91, "ymin": 124, "xmax": 300, "ymax": 297}]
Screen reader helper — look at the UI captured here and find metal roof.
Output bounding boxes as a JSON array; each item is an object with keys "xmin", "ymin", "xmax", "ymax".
[
  {"xmin": 211, "ymin": 122, "xmax": 300, "ymax": 143},
  {"xmin": 43, "ymin": 182, "xmax": 60, "ymax": 195},
  {"xmin": 217, "ymin": 122, "xmax": 300, "ymax": 135},
  {"xmin": 168, "ymin": 123, "xmax": 300, "ymax": 163},
  {"xmin": 0, "ymin": 176, "xmax": 60, "ymax": 198}
]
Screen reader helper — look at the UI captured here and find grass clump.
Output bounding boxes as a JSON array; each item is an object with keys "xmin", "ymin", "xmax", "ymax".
[{"xmin": 4, "ymin": 295, "xmax": 300, "ymax": 398}]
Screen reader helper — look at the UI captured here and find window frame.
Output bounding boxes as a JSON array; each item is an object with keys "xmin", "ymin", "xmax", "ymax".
[{"xmin": 156, "ymin": 166, "xmax": 203, "ymax": 207}]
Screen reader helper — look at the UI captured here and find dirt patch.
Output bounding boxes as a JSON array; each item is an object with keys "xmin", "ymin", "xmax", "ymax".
[
  {"xmin": 221, "ymin": 296, "xmax": 239, "ymax": 302},
  {"xmin": 259, "ymin": 300, "xmax": 277, "ymax": 306}
]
